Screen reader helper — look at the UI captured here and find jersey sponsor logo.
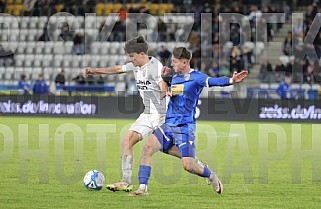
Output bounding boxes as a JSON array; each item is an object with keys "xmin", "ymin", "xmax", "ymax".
[
  {"xmin": 171, "ymin": 84, "xmax": 184, "ymax": 95},
  {"xmin": 137, "ymin": 80, "xmax": 151, "ymax": 85},
  {"xmin": 136, "ymin": 80, "xmax": 152, "ymax": 90}
]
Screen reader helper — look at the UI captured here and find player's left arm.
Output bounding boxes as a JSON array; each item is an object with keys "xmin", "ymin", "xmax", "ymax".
[
  {"xmin": 159, "ymin": 80, "xmax": 168, "ymax": 99},
  {"xmin": 204, "ymin": 71, "xmax": 248, "ymax": 87}
]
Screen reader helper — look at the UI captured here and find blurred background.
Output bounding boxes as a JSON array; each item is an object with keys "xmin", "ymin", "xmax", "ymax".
[{"xmin": 0, "ymin": 0, "xmax": 320, "ymax": 100}]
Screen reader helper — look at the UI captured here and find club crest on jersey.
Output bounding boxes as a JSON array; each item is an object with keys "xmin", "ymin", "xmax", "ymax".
[
  {"xmin": 142, "ymin": 69, "xmax": 147, "ymax": 77},
  {"xmin": 184, "ymin": 74, "xmax": 190, "ymax": 81}
]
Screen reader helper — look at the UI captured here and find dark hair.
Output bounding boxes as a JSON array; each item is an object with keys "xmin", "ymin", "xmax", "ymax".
[
  {"xmin": 172, "ymin": 47, "xmax": 192, "ymax": 61},
  {"xmin": 124, "ymin": 35, "xmax": 148, "ymax": 54},
  {"xmin": 147, "ymin": 48, "xmax": 157, "ymax": 57},
  {"xmin": 285, "ymin": 72, "xmax": 292, "ymax": 77}
]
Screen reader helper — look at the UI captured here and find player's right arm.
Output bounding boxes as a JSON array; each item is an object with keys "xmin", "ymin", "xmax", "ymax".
[{"xmin": 84, "ymin": 66, "xmax": 124, "ymax": 76}]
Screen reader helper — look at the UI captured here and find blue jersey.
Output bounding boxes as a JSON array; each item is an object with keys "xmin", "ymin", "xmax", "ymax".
[
  {"xmin": 33, "ymin": 80, "xmax": 48, "ymax": 95},
  {"xmin": 18, "ymin": 80, "xmax": 31, "ymax": 95},
  {"xmin": 165, "ymin": 70, "xmax": 231, "ymax": 126},
  {"xmin": 276, "ymin": 81, "xmax": 293, "ymax": 99}
]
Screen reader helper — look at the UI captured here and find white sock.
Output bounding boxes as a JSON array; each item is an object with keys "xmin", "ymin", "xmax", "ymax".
[
  {"xmin": 139, "ymin": 184, "xmax": 147, "ymax": 192},
  {"xmin": 209, "ymin": 173, "xmax": 215, "ymax": 181},
  {"xmin": 122, "ymin": 155, "xmax": 133, "ymax": 184}
]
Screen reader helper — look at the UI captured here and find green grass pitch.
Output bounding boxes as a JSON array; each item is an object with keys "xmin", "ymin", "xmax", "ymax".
[{"xmin": 0, "ymin": 117, "xmax": 320, "ymax": 209}]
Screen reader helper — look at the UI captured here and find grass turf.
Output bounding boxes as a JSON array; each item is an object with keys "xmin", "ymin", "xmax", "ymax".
[{"xmin": 0, "ymin": 117, "xmax": 320, "ymax": 209}]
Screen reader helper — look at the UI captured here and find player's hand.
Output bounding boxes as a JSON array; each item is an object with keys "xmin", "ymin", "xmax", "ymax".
[
  {"xmin": 84, "ymin": 67, "xmax": 96, "ymax": 76},
  {"xmin": 232, "ymin": 70, "xmax": 248, "ymax": 83},
  {"xmin": 161, "ymin": 66, "xmax": 171, "ymax": 77},
  {"xmin": 166, "ymin": 90, "xmax": 172, "ymax": 97}
]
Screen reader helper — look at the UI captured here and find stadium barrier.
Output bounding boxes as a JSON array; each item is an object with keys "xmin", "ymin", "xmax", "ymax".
[
  {"xmin": 0, "ymin": 95, "xmax": 320, "ymax": 123},
  {"xmin": 60, "ymin": 85, "xmax": 115, "ymax": 93}
]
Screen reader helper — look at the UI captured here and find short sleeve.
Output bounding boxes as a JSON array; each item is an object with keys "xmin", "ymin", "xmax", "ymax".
[
  {"xmin": 121, "ymin": 62, "xmax": 135, "ymax": 73},
  {"xmin": 155, "ymin": 61, "xmax": 164, "ymax": 85},
  {"xmin": 149, "ymin": 59, "xmax": 164, "ymax": 85}
]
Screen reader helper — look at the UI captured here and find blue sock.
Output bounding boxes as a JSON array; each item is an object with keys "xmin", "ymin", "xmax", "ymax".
[
  {"xmin": 202, "ymin": 166, "xmax": 211, "ymax": 178},
  {"xmin": 138, "ymin": 165, "xmax": 151, "ymax": 185}
]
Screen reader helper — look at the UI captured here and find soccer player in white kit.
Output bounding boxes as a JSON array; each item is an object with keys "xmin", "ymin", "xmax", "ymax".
[{"xmin": 84, "ymin": 36, "xmax": 181, "ymax": 192}]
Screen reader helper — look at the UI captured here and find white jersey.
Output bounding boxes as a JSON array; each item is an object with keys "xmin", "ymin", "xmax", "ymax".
[{"xmin": 121, "ymin": 57, "xmax": 166, "ymax": 114}]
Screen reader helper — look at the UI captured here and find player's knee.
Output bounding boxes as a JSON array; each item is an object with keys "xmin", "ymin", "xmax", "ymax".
[
  {"xmin": 121, "ymin": 133, "xmax": 140, "ymax": 149},
  {"xmin": 129, "ymin": 137, "xmax": 140, "ymax": 148},
  {"xmin": 182, "ymin": 160, "xmax": 194, "ymax": 172}
]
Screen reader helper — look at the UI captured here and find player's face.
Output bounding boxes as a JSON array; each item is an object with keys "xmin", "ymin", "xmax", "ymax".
[
  {"xmin": 171, "ymin": 56, "xmax": 185, "ymax": 73},
  {"xmin": 127, "ymin": 52, "xmax": 144, "ymax": 67}
]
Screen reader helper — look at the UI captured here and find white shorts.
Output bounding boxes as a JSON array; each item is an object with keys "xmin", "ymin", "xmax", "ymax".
[{"xmin": 129, "ymin": 113, "xmax": 166, "ymax": 139}]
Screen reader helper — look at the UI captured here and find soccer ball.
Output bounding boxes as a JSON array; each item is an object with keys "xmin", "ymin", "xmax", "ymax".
[{"xmin": 83, "ymin": 170, "xmax": 105, "ymax": 190}]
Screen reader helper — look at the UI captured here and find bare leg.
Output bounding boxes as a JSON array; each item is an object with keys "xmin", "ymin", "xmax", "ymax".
[
  {"xmin": 167, "ymin": 147, "xmax": 205, "ymax": 169},
  {"xmin": 140, "ymin": 134, "xmax": 162, "ymax": 166},
  {"xmin": 181, "ymin": 157, "xmax": 223, "ymax": 194},
  {"xmin": 166, "ymin": 145, "xmax": 181, "ymax": 158},
  {"xmin": 128, "ymin": 134, "xmax": 162, "ymax": 196},
  {"xmin": 181, "ymin": 157, "xmax": 205, "ymax": 176}
]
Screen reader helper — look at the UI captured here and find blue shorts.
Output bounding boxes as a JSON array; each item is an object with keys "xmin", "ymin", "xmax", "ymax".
[{"xmin": 153, "ymin": 123, "xmax": 196, "ymax": 158}]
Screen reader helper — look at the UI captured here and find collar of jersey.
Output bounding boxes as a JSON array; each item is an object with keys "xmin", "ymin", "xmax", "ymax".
[{"xmin": 178, "ymin": 68, "xmax": 194, "ymax": 75}]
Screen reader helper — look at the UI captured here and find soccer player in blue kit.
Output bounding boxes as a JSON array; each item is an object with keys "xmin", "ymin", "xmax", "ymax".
[{"xmin": 129, "ymin": 47, "xmax": 248, "ymax": 196}]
